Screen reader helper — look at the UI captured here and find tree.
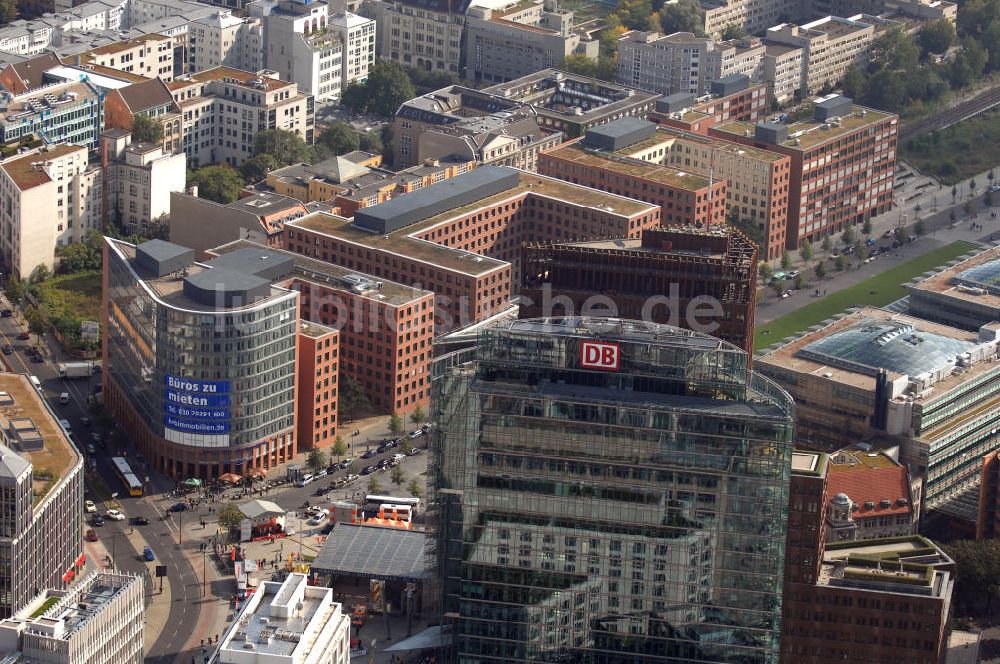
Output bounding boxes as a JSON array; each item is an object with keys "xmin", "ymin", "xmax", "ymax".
[
  {"xmin": 612, "ymin": 0, "xmax": 654, "ymax": 30},
  {"xmin": 840, "ymin": 66, "xmax": 867, "ymax": 102},
  {"xmin": 239, "ymin": 153, "xmax": 279, "ymax": 183},
  {"xmin": 359, "ymin": 131, "xmax": 383, "ymax": 155},
  {"xmin": 864, "ymin": 69, "xmax": 907, "ymax": 111},
  {"xmin": 952, "ymin": 186, "xmax": 958, "ymax": 203},
  {"xmin": 25, "ymin": 304, "xmax": 46, "ymax": 342},
  {"xmin": 871, "ymin": 26, "xmax": 919, "ymax": 71},
  {"xmin": 189, "ymin": 165, "xmax": 244, "ymax": 204},
  {"xmin": 340, "ymin": 81, "xmax": 369, "ymax": 115},
  {"xmin": 834, "ymin": 254, "xmax": 847, "ymax": 272},
  {"xmin": 841, "ymin": 227, "xmax": 855, "ymax": 246},
  {"xmin": 897, "ymin": 227, "xmax": 911, "ymax": 244},
  {"xmin": 367, "ymin": 476, "xmax": 381, "ymax": 494},
  {"xmin": 943, "ymin": 539, "xmax": 1000, "ymax": 615},
  {"xmin": 401, "ymin": 437, "xmax": 414, "ymax": 454},
  {"xmin": 56, "ymin": 242, "xmax": 101, "ymax": 273},
  {"xmin": 917, "ymin": 18, "xmax": 956, "ymax": 56},
  {"xmin": 391, "ymin": 465, "xmax": 405, "ymax": 487},
  {"xmin": 0, "ymin": 0, "xmax": 16, "ymax": 22},
  {"xmin": 131, "ymin": 114, "xmax": 163, "ymax": 144},
  {"xmin": 407, "ymin": 478, "xmax": 423, "ymax": 499},
  {"xmin": 318, "ymin": 123, "xmax": 360, "ymax": 154},
  {"xmin": 659, "ymin": 0, "xmax": 703, "ymax": 35},
  {"xmin": 409, "ymin": 405, "xmax": 426, "ymax": 425},
  {"xmin": 772, "ymin": 281, "xmax": 784, "ymax": 297},
  {"xmin": 306, "ymin": 448, "xmax": 327, "ymax": 472},
  {"xmin": 862, "ymin": 219, "xmax": 873, "ymax": 237},
  {"xmin": 341, "ymin": 61, "xmax": 416, "ymax": 118},
  {"xmin": 821, "ymin": 236, "xmax": 833, "ymax": 253},
  {"xmin": 970, "ymin": 178, "xmax": 978, "ymax": 195},
  {"xmin": 29, "ymin": 264, "xmax": 50, "ymax": 283},
  {"xmin": 331, "ymin": 436, "xmax": 348, "ymax": 461},
  {"xmin": 253, "ymin": 129, "xmax": 309, "ymax": 166},
  {"xmin": 914, "ymin": 219, "xmax": 926, "ymax": 236},
  {"xmin": 814, "ymin": 262, "xmax": 826, "ymax": 280},
  {"xmin": 721, "ymin": 23, "xmax": 745, "ymax": 40},
  {"xmin": 4, "ymin": 276, "xmax": 23, "ymax": 304},
  {"xmin": 389, "ymin": 412, "xmax": 404, "ymax": 436},
  {"xmin": 339, "ymin": 375, "xmax": 370, "ymax": 422},
  {"xmin": 854, "ymin": 241, "xmax": 868, "ymax": 262},
  {"xmin": 799, "ymin": 240, "xmax": 813, "ymax": 263},
  {"xmin": 780, "ymin": 250, "xmax": 792, "ymax": 271},
  {"xmin": 794, "ymin": 274, "xmax": 806, "ymax": 290},
  {"xmin": 563, "ymin": 54, "xmax": 616, "ymax": 82},
  {"xmin": 758, "ymin": 263, "xmax": 772, "ymax": 281},
  {"xmin": 218, "ymin": 503, "xmax": 244, "ymax": 532}
]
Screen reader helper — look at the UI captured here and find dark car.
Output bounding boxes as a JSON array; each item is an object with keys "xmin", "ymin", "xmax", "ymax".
[
  {"xmin": 168, "ymin": 502, "xmax": 188, "ymax": 512},
  {"xmin": 361, "ymin": 449, "xmax": 377, "ymax": 459},
  {"xmin": 17, "ymin": 332, "xmax": 29, "ymax": 341},
  {"xmin": 1, "ymin": 345, "xmax": 11, "ymax": 355},
  {"xmin": 376, "ymin": 458, "xmax": 392, "ymax": 470},
  {"xmin": 0, "ymin": 309, "xmax": 11, "ymax": 317},
  {"xmin": 361, "ymin": 464, "xmax": 377, "ymax": 475},
  {"xmin": 376, "ymin": 444, "xmax": 389, "ymax": 454},
  {"xmin": 386, "ymin": 439, "xmax": 399, "ymax": 448},
  {"xmin": 30, "ymin": 353, "xmax": 43, "ymax": 363},
  {"xmin": 314, "ymin": 485, "xmax": 328, "ymax": 496},
  {"xmin": 131, "ymin": 516, "xmax": 150, "ymax": 526},
  {"xmin": 91, "ymin": 514, "xmax": 106, "ymax": 526}
]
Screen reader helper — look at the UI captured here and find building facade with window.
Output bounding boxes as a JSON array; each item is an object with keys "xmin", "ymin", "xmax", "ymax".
[
  {"xmin": 432, "ymin": 317, "xmax": 795, "ymax": 662},
  {"xmin": 362, "ymin": 0, "xmax": 468, "ymax": 74}
]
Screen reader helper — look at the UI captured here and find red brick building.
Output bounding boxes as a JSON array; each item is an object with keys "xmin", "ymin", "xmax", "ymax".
[
  {"xmin": 295, "ymin": 322, "xmax": 339, "ymax": 451},
  {"xmin": 649, "ymin": 78, "xmax": 769, "ymax": 136},
  {"xmin": 519, "ymin": 225, "xmax": 758, "ymax": 352},
  {"xmin": 283, "ymin": 166, "xmax": 660, "ymax": 333},
  {"xmin": 710, "ymin": 95, "xmax": 897, "ymax": 250}
]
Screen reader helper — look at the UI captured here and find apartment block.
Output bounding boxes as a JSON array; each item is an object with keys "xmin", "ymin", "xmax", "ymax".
[
  {"xmin": 765, "ymin": 15, "xmax": 875, "ymax": 95},
  {"xmin": 252, "ymin": 0, "xmax": 344, "ymax": 103},
  {"xmin": 0, "ymin": 145, "xmax": 102, "ymax": 280},
  {"xmin": 215, "ymin": 573, "xmax": 350, "ymax": 664},
  {"xmin": 809, "ymin": 0, "xmax": 956, "ymax": 22},
  {"xmin": 763, "ymin": 43, "xmax": 804, "ymax": 103},
  {"xmin": 188, "ymin": 10, "xmax": 264, "ymax": 73},
  {"xmin": 519, "ymin": 225, "xmax": 758, "ymax": 351},
  {"xmin": 617, "ymin": 30, "xmax": 766, "ymax": 96},
  {"xmin": 169, "ymin": 190, "xmax": 306, "ymax": 253},
  {"xmin": 362, "ymin": 0, "xmax": 467, "ymax": 74},
  {"xmin": 330, "ymin": 11, "xmax": 375, "ymax": 86},
  {"xmin": 263, "ymin": 154, "xmax": 475, "ymax": 215},
  {"xmin": 712, "ymin": 95, "xmax": 896, "ymax": 248},
  {"xmin": 0, "ymin": 572, "xmax": 143, "ymax": 664},
  {"xmin": 783, "ymin": 451, "xmax": 953, "ymax": 664},
  {"xmin": 482, "ymin": 68, "xmax": 659, "ymax": 139},
  {"xmin": 538, "ymin": 119, "xmax": 727, "ymax": 228},
  {"xmin": 100, "ymin": 128, "xmax": 186, "ymax": 236},
  {"xmin": 540, "ymin": 117, "xmax": 791, "ymax": 260},
  {"xmin": 393, "ymin": 85, "xmax": 562, "ymax": 170},
  {"xmin": 165, "ymin": 67, "xmax": 314, "ymax": 168},
  {"xmin": 758, "ymin": 305, "xmax": 1000, "ymax": 527},
  {"xmin": 648, "ymin": 76, "xmax": 769, "ymax": 135},
  {"xmin": 283, "ymin": 165, "xmax": 660, "ymax": 333},
  {"xmin": 701, "ymin": 0, "xmax": 800, "ymax": 39},
  {"xmin": 463, "ymin": 0, "xmax": 598, "ymax": 84},
  {"xmin": 0, "ymin": 374, "xmax": 84, "ymax": 619}
]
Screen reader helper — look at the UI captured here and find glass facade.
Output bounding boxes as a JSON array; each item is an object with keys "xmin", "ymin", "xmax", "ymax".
[
  {"xmin": 432, "ymin": 318, "xmax": 794, "ymax": 663},
  {"xmin": 104, "ymin": 240, "xmax": 298, "ymax": 474}
]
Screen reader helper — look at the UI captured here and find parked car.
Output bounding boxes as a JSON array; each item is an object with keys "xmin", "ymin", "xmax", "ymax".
[
  {"xmin": 386, "ymin": 439, "xmax": 399, "ymax": 448},
  {"xmin": 376, "ymin": 444, "xmax": 390, "ymax": 454},
  {"xmin": 17, "ymin": 332, "xmax": 29, "ymax": 340},
  {"xmin": 80, "ymin": 416, "xmax": 91, "ymax": 427},
  {"xmin": 1, "ymin": 345, "xmax": 12, "ymax": 356},
  {"xmin": 84, "ymin": 529, "xmax": 98, "ymax": 542},
  {"xmin": 30, "ymin": 353, "xmax": 43, "ymax": 363},
  {"xmin": 361, "ymin": 449, "xmax": 377, "ymax": 459},
  {"xmin": 106, "ymin": 509, "xmax": 125, "ymax": 521},
  {"xmin": 91, "ymin": 514, "xmax": 106, "ymax": 526},
  {"xmin": 393, "ymin": 453, "xmax": 407, "ymax": 461},
  {"xmin": 143, "ymin": 546, "xmax": 155, "ymax": 561},
  {"xmin": 168, "ymin": 502, "xmax": 188, "ymax": 512},
  {"xmin": 377, "ymin": 458, "xmax": 392, "ymax": 470},
  {"xmin": 0, "ymin": 309, "xmax": 12, "ymax": 318},
  {"xmin": 131, "ymin": 516, "xmax": 150, "ymax": 526},
  {"xmin": 344, "ymin": 474, "xmax": 359, "ymax": 483},
  {"xmin": 408, "ymin": 429, "xmax": 423, "ymax": 439},
  {"xmin": 361, "ymin": 464, "xmax": 377, "ymax": 475},
  {"xmin": 85, "ymin": 443, "xmax": 96, "ymax": 455},
  {"xmin": 786, "ymin": 270, "xmax": 800, "ymax": 279},
  {"xmin": 407, "ymin": 447, "xmax": 422, "ymax": 456},
  {"xmin": 90, "ymin": 432, "xmax": 102, "ymax": 443},
  {"xmin": 84, "ymin": 499, "xmax": 96, "ymax": 513},
  {"xmin": 307, "ymin": 516, "xmax": 324, "ymax": 526},
  {"xmin": 338, "ymin": 459, "xmax": 353, "ymax": 469}
]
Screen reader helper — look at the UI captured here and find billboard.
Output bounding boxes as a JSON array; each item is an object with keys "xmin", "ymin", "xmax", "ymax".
[
  {"xmin": 579, "ymin": 341, "xmax": 620, "ymax": 371},
  {"xmin": 163, "ymin": 375, "xmax": 231, "ymax": 435}
]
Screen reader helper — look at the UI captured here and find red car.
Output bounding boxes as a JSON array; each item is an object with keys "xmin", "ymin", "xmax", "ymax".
[
  {"xmin": 17, "ymin": 332, "xmax": 29, "ymax": 341},
  {"xmin": 84, "ymin": 529, "xmax": 98, "ymax": 542}
]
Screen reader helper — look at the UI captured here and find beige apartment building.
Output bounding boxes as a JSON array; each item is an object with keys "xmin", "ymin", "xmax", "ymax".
[
  {"xmin": 616, "ymin": 31, "xmax": 765, "ymax": 96},
  {"xmin": 165, "ymin": 67, "xmax": 314, "ymax": 168},
  {"xmin": 765, "ymin": 15, "xmax": 876, "ymax": 95},
  {"xmin": 762, "ymin": 42, "xmax": 804, "ymax": 103},
  {"xmin": 463, "ymin": 0, "xmax": 597, "ymax": 84},
  {"xmin": 0, "ymin": 145, "xmax": 102, "ymax": 280},
  {"xmin": 100, "ymin": 129, "xmax": 186, "ymax": 236},
  {"xmin": 701, "ymin": 0, "xmax": 801, "ymax": 39},
  {"xmin": 76, "ymin": 33, "xmax": 177, "ymax": 81},
  {"xmin": 362, "ymin": 0, "xmax": 467, "ymax": 74},
  {"xmin": 188, "ymin": 9, "xmax": 264, "ymax": 73}
]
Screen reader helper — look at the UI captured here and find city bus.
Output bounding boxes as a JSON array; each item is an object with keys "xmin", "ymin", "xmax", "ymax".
[
  {"xmin": 365, "ymin": 495, "xmax": 420, "ymax": 515},
  {"xmin": 111, "ymin": 456, "xmax": 143, "ymax": 497}
]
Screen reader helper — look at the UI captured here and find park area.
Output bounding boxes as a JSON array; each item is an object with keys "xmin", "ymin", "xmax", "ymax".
[
  {"xmin": 754, "ymin": 241, "xmax": 977, "ymax": 351},
  {"xmin": 32, "ymin": 271, "xmax": 102, "ymax": 351},
  {"xmin": 901, "ymin": 110, "xmax": 1000, "ymax": 185}
]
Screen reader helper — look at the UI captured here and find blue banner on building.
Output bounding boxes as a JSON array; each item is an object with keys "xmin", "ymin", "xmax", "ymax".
[
  {"xmin": 164, "ymin": 374, "xmax": 231, "ymax": 435},
  {"xmin": 164, "ymin": 415, "xmax": 231, "ymax": 435}
]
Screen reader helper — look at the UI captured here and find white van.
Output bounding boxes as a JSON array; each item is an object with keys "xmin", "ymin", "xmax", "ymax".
[
  {"xmin": 28, "ymin": 375, "xmax": 41, "ymax": 390},
  {"xmin": 294, "ymin": 473, "xmax": 315, "ymax": 487}
]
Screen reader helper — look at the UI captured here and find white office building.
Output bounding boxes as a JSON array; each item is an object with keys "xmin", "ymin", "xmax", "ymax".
[
  {"xmin": 329, "ymin": 11, "xmax": 375, "ymax": 86},
  {"xmin": 189, "ymin": 10, "xmax": 264, "ymax": 73}
]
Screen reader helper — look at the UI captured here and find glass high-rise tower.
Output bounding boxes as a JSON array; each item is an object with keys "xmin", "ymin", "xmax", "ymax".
[{"xmin": 431, "ymin": 317, "xmax": 794, "ymax": 663}]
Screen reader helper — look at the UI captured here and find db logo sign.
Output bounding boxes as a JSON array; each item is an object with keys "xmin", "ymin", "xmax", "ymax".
[{"xmin": 580, "ymin": 341, "xmax": 620, "ymax": 371}]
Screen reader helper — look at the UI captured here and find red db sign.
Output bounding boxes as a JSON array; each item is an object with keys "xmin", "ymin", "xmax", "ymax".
[{"xmin": 580, "ymin": 341, "xmax": 620, "ymax": 371}]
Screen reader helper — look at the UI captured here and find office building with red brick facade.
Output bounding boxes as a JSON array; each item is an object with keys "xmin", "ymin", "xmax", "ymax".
[
  {"xmin": 710, "ymin": 95, "xmax": 897, "ymax": 250},
  {"xmin": 283, "ymin": 165, "xmax": 660, "ymax": 333},
  {"xmin": 648, "ymin": 75, "xmax": 769, "ymax": 136}
]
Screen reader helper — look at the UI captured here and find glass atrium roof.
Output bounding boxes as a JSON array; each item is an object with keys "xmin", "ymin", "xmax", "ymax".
[
  {"xmin": 954, "ymin": 258, "xmax": 1000, "ymax": 294},
  {"xmin": 798, "ymin": 317, "xmax": 977, "ymax": 377}
]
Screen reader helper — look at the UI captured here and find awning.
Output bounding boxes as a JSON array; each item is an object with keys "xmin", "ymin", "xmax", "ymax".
[
  {"xmin": 383, "ymin": 625, "xmax": 452, "ymax": 652},
  {"xmin": 62, "ymin": 569, "xmax": 74, "ymax": 583},
  {"xmin": 218, "ymin": 473, "xmax": 241, "ymax": 484},
  {"xmin": 183, "ymin": 478, "xmax": 203, "ymax": 487},
  {"xmin": 74, "ymin": 553, "xmax": 86, "ymax": 567}
]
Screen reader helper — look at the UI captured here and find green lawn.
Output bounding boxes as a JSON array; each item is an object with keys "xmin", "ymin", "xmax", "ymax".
[
  {"xmin": 901, "ymin": 110, "xmax": 1000, "ymax": 185},
  {"xmin": 755, "ymin": 241, "xmax": 978, "ymax": 351},
  {"xmin": 35, "ymin": 271, "xmax": 102, "ymax": 322}
]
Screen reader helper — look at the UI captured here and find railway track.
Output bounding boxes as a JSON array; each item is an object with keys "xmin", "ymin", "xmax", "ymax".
[{"xmin": 900, "ymin": 84, "xmax": 1000, "ymax": 142}]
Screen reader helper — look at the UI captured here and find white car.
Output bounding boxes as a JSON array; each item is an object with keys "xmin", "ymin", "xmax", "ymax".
[
  {"xmin": 393, "ymin": 453, "xmax": 407, "ymax": 461},
  {"xmin": 105, "ymin": 509, "xmax": 125, "ymax": 521},
  {"xmin": 307, "ymin": 516, "xmax": 325, "ymax": 526},
  {"xmin": 408, "ymin": 429, "xmax": 423, "ymax": 439},
  {"xmin": 84, "ymin": 500, "xmax": 96, "ymax": 513}
]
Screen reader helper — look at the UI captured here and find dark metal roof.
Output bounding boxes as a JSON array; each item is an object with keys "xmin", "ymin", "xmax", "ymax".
[
  {"xmin": 203, "ymin": 247, "xmax": 295, "ymax": 281},
  {"xmin": 182, "ymin": 268, "xmax": 271, "ymax": 308},
  {"xmin": 311, "ymin": 523, "xmax": 431, "ymax": 581},
  {"xmin": 581, "ymin": 117, "xmax": 657, "ymax": 151},
  {"xmin": 135, "ymin": 239, "xmax": 194, "ymax": 277}
]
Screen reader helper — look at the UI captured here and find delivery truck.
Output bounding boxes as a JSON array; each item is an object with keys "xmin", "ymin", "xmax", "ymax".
[{"xmin": 58, "ymin": 361, "xmax": 97, "ymax": 378}]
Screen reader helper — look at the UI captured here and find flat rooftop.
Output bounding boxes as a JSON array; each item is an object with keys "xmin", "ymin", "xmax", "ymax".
[
  {"xmin": 546, "ymin": 141, "xmax": 710, "ymax": 190},
  {"xmin": 757, "ymin": 306, "xmax": 994, "ymax": 394},
  {"xmin": 288, "ymin": 171, "xmax": 657, "ymax": 277},
  {"xmin": 483, "ymin": 69, "xmax": 658, "ymax": 121},
  {"xmin": 0, "ymin": 374, "xmax": 80, "ymax": 503},
  {"xmin": 791, "ymin": 450, "xmax": 823, "ymax": 474},
  {"xmin": 714, "ymin": 105, "xmax": 894, "ymax": 150},
  {"xmin": 818, "ymin": 536, "xmax": 953, "ymax": 596},
  {"xmin": 910, "ymin": 244, "xmax": 1000, "ymax": 309},
  {"xmin": 21, "ymin": 572, "xmax": 138, "ymax": 639}
]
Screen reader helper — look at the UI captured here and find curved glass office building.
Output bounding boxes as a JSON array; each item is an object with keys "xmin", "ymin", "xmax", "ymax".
[
  {"xmin": 103, "ymin": 238, "xmax": 299, "ymax": 480},
  {"xmin": 432, "ymin": 317, "xmax": 794, "ymax": 663}
]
